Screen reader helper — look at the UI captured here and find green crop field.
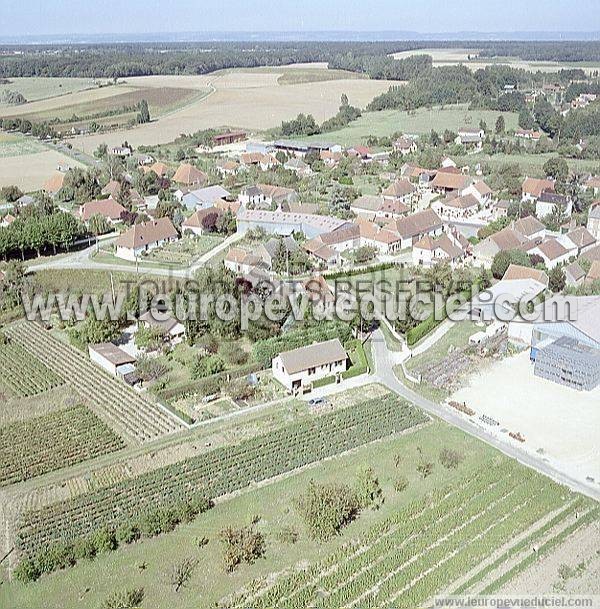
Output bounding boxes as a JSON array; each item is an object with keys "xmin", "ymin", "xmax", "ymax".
[
  {"xmin": 0, "ymin": 132, "xmax": 46, "ymax": 157},
  {"xmin": 2, "ymin": 412, "xmax": 593, "ymax": 609},
  {"xmin": 0, "ymin": 405, "xmax": 125, "ymax": 486},
  {"xmin": 0, "ymin": 77, "xmax": 98, "ymax": 103},
  {"xmin": 303, "ymin": 104, "xmax": 519, "ymax": 146}
]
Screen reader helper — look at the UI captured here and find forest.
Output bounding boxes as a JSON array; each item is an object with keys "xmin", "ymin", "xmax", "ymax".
[{"xmin": 0, "ymin": 40, "xmax": 600, "ymax": 79}]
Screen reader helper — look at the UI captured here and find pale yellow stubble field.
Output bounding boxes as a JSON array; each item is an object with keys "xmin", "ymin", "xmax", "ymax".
[{"xmin": 66, "ymin": 70, "xmax": 396, "ymax": 152}]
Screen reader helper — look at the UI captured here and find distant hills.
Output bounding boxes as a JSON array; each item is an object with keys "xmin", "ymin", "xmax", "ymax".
[{"xmin": 1, "ymin": 30, "xmax": 600, "ymax": 45}]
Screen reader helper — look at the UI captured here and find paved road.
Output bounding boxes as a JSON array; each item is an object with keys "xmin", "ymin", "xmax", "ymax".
[
  {"xmin": 27, "ymin": 232, "xmax": 244, "ymax": 278},
  {"xmin": 368, "ymin": 329, "xmax": 600, "ymax": 501}
]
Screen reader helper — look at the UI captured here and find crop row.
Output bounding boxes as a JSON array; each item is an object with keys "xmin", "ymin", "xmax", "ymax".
[
  {"xmin": 16, "ymin": 394, "xmax": 427, "ymax": 561},
  {"xmin": 229, "ymin": 462, "xmax": 574, "ymax": 609},
  {"xmin": 0, "ymin": 343, "xmax": 64, "ymax": 397},
  {"xmin": 0, "ymin": 405, "xmax": 125, "ymax": 487},
  {"xmin": 5, "ymin": 322, "xmax": 183, "ymax": 444}
]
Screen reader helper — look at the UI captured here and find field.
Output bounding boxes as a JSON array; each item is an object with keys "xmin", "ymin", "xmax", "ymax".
[
  {"xmin": 4, "ymin": 322, "xmax": 184, "ymax": 445},
  {"xmin": 303, "ymin": 104, "xmax": 519, "ymax": 146},
  {"xmin": 65, "ymin": 70, "xmax": 395, "ymax": 151},
  {"xmin": 0, "ymin": 148, "xmax": 86, "ymax": 191},
  {"xmin": 391, "ymin": 48, "xmax": 600, "ymax": 75},
  {"xmin": 12, "ymin": 393, "xmax": 426, "ymax": 562},
  {"xmin": 0, "ymin": 342, "xmax": 64, "ymax": 398},
  {"xmin": 0, "ymin": 77, "xmax": 98, "ymax": 103},
  {"xmin": 0, "ymin": 404, "xmax": 125, "ymax": 486},
  {"xmin": 0, "ymin": 132, "xmax": 46, "ymax": 157},
  {"xmin": 2, "ymin": 410, "xmax": 595, "ymax": 609}
]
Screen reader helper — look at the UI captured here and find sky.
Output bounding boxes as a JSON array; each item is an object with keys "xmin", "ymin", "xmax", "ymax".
[{"xmin": 1, "ymin": 0, "xmax": 599, "ymax": 37}]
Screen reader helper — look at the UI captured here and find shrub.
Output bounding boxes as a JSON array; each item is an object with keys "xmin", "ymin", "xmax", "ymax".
[
  {"xmin": 115, "ymin": 522, "xmax": 141, "ymax": 545},
  {"xmin": 276, "ymin": 526, "xmax": 299, "ymax": 544},
  {"xmin": 220, "ymin": 526, "xmax": 266, "ymax": 572},
  {"xmin": 73, "ymin": 537, "xmax": 97, "ymax": 560},
  {"xmin": 219, "ymin": 342, "xmax": 249, "ymax": 366},
  {"xmin": 169, "ymin": 557, "xmax": 197, "ymax": 592},
  {"xmin": 13, "ymin": 558, "xmax": 41, "ymax": 583},
  {"xmin": 91, "ymin": 528, "xmax": 117, "ymax": 553},
  {"xmin": 417, "ymin": 461, "xmax": 434, "ymax": 479},
  {"xmin": 101, "ymin": 587, "xmax": 145, "ymax": 609},
  {"xmin": 296, "ymin": 480, "xmax": 359, "ymax": 541},
  {"xmin": 192, "ymin": 354, "xmax": 225, "ymax": 379},
  {"xmin": 439, "ymin": 447, "xmax": 464, "ymax": 469},
  {"xmin": 394, "ymin": 476, "xmax": 409, "ymax": 492}
]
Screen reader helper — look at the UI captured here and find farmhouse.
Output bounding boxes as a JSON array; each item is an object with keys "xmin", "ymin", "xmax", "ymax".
[
  {"xmin": 382, "ymin": 179, "xmax": 417, "ymax": 204},
  {"xmin": 224, "ymin": 247, "xmax": 262, "ymax": 274},
  {"xmin": 431, "ymin": 172, "xmax": 471, "ymax": 196},
  {"xmin": 513, "ymin": 216, "xmax": 546, "ymax": 241},
  {"xmin": 147, "ymin": 162, "xmax": 169, "ymax": 178},
  {"xmin": 515, "ymin": 129, "xmax": 542, "ymax": 141},
  {"xmin": 272, "ymin": 338, "xmax": 348, "ymax": 391},
  {"xmin": 172, "ymin": 163, "xmax": 208, "ymax": 187},
  {"xmin": 462, "ymin": 180, "xmax": 493, "ymax": 205},
  {"xmin": 455, "ymin": 127, "xmax": 484, "ymax": 149},
  {"xmin": 114, "ymin": 217, "xmax": 179, "ymax": 261},
  {"xmin": 216, "ymin": 159, "xmax": 240, "ymax": 176},
  {"xmin": 432, "ymin": 193, "xmax": 479, "ymax": 221},
  {"xmin": 385, "ymin": 208, "xmax": 443, "ymax": 249},
  {"xmin": 284, "ymin": 157, "xmax": 312, "ymax": 176},
  {"xmin": 521, "ymin": 177, "xmax": 555, "ymax": 203},
  {"xmin": 255, "ymin": 236, "xmax": 299, "ymax": 270},
  {"xmin": 393, "ymin": 137, "xmax": 417, "ymax": 155},
  {"xmin": 238, "ymin": 184, "xmax": 299, "ymax": 209},
  {"xmin": 88, "ymin": 343, "xmax": 136, "ymax": 379},
  {"xmin": 79, "ymin": 199, "xmax": 126, "ymax": 225},
  {"xmin": 502, "ymin": 264, "xmax": 549, "ymax": 287},
  {"xmin": 472, "ymin": 227, "xmax": 530, "ymax": 267},
  {"xmin": 303, "ymin": 239, "xmax": 340, "ymax": 266},
  {"xmin": 412, "ymin": 231, "xmax": 467, "ymax": 268},
  {"xmin": 561, "ymin": 226, "xmax": 596, "ymax": 255},
  {"xmin": 526, "ymin": 238, "xmax": 574, "ymax": 269}
]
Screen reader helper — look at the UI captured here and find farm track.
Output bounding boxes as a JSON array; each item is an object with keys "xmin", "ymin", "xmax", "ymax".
[{"xmin": 4, "ymin": 322, "xmax": 184, "ymax": 445}]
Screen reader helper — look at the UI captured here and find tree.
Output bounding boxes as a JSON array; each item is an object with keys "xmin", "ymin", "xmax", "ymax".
[
  {"xmin": 543, "ymin": 157, "xmax": 569, "ymax": 182},
  {"xmin": 491, "ymin": 249, "xmax": 532, "ymax": 279},
  {"xmin": 354, "ymin": 467, "xmax": 384, "ymax": 510},
  {"xmin": 518, "ymin": 108, "xmax": 535, "ymax": 130},
  {"xmin": 549, "ymin": 265, "xmax": 566, "ymax": 293},
  {"xmin": 439, "ymin": 447, "xmax": 464, "ymax": 469},
  {"xmin": 220, "ymin": 526, "xmax": 265, "ymax": 572},
  {"xmin": 137, "ymin": 99, "xmax": 150, "ymax": 124},
  {"xmin": 1, "ymin": 185, "xmax": 23, "ymax": 203},
  {"xmin": 495, "ymin": 115, "xmax": 505, "ymax": 134},
  {"xmin": 296, "ymin": 480, "xmax": 359, "ymax": 541},
  {"xmin": 88, "ymin": 213, "xmax": 111, "ymax": 237}
]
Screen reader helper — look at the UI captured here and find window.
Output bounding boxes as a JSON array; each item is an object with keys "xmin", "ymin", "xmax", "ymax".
[{"xmin": 308, "ymin": 367, "xmax": 315, "ymax": 376}]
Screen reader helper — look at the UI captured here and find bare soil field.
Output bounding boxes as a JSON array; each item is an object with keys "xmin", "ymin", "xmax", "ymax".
[
  {"xmin": 0, "ymin": 149, "xmax": 86, "ymax": 191},
  {"xmin": 66, "ymin": 70, "xmax": 395, "ymax": 150},
  {"xmin": 501, "ymin": 521, "xmax": 600, "ymax": 595},
  {"xmin": 391, "ymin": 48, "xmax": 600, "ymax": 75}
]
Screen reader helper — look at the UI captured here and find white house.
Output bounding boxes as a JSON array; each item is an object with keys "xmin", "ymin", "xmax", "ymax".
[
  {"xmin": 181, "ymin": 185, "xmax": 230, "ymax": 210},
  {"xmin": 527, "ymin": 238, "xmax": 575, "ymax": 269},
  {"xmin": 521, "ymin": 177, "xmax": 555, "ymax": 203},
  {"xmin": 114, "ymin": 217, "xmax": 179, "ymax": 261},
  {"xmin": 89, "ymin": 343, "xmax": 136, "ymax": 377},
  {"xmin": 272, "ymin": 338, "xmax": 348, "ymax": 391},
  {"xmin": 535, "ymin": 191, "xmax": 573, "ymax": 219},
  {"xmin": 587, "ymin": 203, "xmax": 600, "ymax": 241},
  {"xmin": 432, "ymin": 194, "xmax": 479, "ymax": 221},
  {"xmin": 462, "ymin": 180, "xmax": 493, "ymax": 206}
]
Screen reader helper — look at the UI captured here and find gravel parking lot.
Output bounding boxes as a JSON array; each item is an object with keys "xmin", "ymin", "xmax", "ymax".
[{"xmin": 451, "ymin": 351, "xmax": 600, "ymax": 485}]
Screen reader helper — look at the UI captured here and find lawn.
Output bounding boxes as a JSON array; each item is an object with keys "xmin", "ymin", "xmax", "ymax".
[
  {"xmin": 405, "ymin": 320, "xmax": 480, "ymax": 374},
  {"xmin": 143, "ymin": 235, "xmax": 224, "ymax": 265},
  {"xmin": 3, "ymin": 410, "xmax": 590, "ymax": 609},
  {"xmin": 303, "ymin": 104, "xmax": 519, "ymax": 146}
]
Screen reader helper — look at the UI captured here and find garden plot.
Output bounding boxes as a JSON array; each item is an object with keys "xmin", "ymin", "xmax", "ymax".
[{"xmin": 143, "ymin": 235, "xmax": 224, "ymax": 266}]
